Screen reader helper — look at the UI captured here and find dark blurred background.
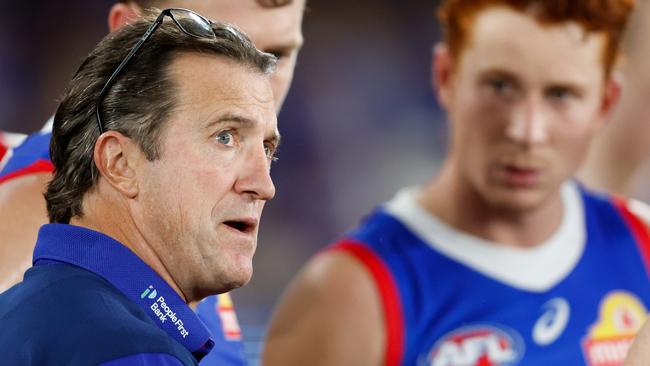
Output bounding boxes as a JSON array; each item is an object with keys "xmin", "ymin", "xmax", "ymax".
[{"xmin": 0, "ymin": 0, "xmax": 447, "ymax": 362}]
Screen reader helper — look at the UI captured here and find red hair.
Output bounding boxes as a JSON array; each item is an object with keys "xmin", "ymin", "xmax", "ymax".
[{"xmin": 438, "ymin": 0, "xmax": 636, "ymax": 76}]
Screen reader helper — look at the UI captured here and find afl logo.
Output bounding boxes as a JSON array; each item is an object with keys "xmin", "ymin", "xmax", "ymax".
[{"xmin": 424, "ymin": 324, "xmax": 524, "ymax": 366}]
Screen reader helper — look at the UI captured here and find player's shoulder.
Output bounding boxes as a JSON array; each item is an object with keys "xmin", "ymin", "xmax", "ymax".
[
  {"xmin": 578, "ymin": 183, "xmax": 650, "ymax": 227},
  {"xmin": 263, "ymin": 248, "xmax": 386, "ymax": 365},
  {"xmin": 627, "ymin": 199, "xmax": 650, "ymax": 228},
  {"xmin": 296, "ymin": 246, "xmax": 380, "ymax": 300}
]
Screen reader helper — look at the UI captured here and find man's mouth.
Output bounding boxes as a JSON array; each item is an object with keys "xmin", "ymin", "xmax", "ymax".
[
  {"xmin": 223, "ymin": 219, "xmax": 256, "ymax": 234},
  {"xmin": 500, "ymin": 164, "xmax": 542, "ymax": 187}
]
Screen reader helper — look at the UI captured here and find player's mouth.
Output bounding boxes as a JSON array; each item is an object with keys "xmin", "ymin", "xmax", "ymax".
[
  {"xmin": 222, "ymin": 218, "xmax": 257, "ymax": 235},
  {"xmin": 498, "ymin": 164, "xmax": 542, "ymax": 188}
]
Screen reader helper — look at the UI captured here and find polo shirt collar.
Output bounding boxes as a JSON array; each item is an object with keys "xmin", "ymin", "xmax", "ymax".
[{"xmin": 33, "ymin": 223, "xmax": 215, "ymax": 360}]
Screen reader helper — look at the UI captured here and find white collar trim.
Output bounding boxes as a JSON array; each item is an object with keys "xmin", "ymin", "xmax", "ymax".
[{"xmin": 384, "ymin": 182, "xmax": 586, "ymax": 292}]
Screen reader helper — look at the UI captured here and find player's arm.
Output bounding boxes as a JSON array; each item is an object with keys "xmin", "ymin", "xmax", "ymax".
[
  {"xmin": 262, "ymin": 250, "xmax": 385, "ymax": 366},
  {"xmin": 624, "ymin": 318, "xmax": 650, "ymax": 365},
  {"xmin": 0, "ymin": 173, "xmax": 51, "ymax": 292}
]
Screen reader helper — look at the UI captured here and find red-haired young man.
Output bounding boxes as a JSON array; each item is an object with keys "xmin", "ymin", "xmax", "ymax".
[{"xmin": 263, "ymin": 1, "xmax": 650, "ymax": 365}]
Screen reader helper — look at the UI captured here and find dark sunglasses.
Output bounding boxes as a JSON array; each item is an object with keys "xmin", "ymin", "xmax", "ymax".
[{"xmin": 95, "ymin": 8, "xmax": 217, "ymax": 134}]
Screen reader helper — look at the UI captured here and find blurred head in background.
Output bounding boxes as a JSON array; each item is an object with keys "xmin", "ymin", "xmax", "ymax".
[
  {"xmin": 433, "ymin": 0, "xmax": 634, "ymax": 212},
  {"xmin": 110, "ymin": 0, "xmax": 305, "ymax": 110}
]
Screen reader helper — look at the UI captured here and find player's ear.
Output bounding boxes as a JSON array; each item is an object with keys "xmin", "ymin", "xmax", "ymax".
[
  {"xmin": 93, "ymin": 131, "xmax": 141, "ymax": 198},
  {"xmin": 433, "ymin": 43, "xmax": 455, "ymax": 109},
  {"xmin": 107, "ymin": 2, "xmax": 142, "ymax": 32},
  {"xmin": 594, "ymin": 70, "xmax": 623, "ymax": 134}
]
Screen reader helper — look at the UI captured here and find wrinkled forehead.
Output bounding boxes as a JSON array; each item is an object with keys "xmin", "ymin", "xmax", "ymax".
[{"xmin": 165, "ymin": 54, "xmax": 277, "ymax": 139}]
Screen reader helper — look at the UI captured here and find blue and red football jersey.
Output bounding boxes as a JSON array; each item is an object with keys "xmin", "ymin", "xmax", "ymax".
[
  {"xmin": 333, "ymin": 183, "xmax": 650, "ymax": 366},
  {"xmin": 0, "ymin": 130, "xmax": 52, "ymax": 184},
  {"xmin": 0, "ymin": 130, "xmax": 29, "ymax": 177},
  {"xmin": 0, "ymin": 128, "xmax": 247, "ymax": 366}
]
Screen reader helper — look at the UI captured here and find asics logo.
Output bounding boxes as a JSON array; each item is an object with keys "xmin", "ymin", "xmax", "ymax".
[{"xmin": 532, "ymin": 297, "xmax": 570, "ymax": 346}]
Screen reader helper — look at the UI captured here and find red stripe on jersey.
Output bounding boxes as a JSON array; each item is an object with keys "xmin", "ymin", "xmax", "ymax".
[
  {"xmin": 330, "ymin": 240, "xmax": 405, "ymax": 366},
  {"xmin": 613, "ymin": 197, "xmax": 650, "ymax": 276},
  {"xmin": 0, "ymin": 159, "xmax": 54, "ymax": 185},
  {"xmin": 0, "ymin": 143, "xmax": 7, "ymax": 162}
]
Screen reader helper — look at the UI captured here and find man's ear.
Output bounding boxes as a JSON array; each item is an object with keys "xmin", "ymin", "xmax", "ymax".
[
  {"xmin": 107, "ymin": 2, "xmax": 141, "ymax": 32},
  {"xmin": 433, "ymin": 43, "xmax": 455, "ymax": 109},
  {"xmin": 600, "ymin": 70, "xmax": 623, "ymax": 120},
  {"xmin": 93, "ymin": 131, "xmax": 141, "ymax": 198}
]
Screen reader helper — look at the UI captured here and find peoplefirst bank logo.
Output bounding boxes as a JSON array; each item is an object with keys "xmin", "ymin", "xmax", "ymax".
[
  {"xmin": 141, "ymin": 286, "xmax": 158, "ymax": 299},
  {"xmin": 141, "ymin": 285, "xmax": 190, "ymax": 339}
]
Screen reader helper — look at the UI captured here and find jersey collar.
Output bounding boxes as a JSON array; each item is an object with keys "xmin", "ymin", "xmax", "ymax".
[{"xmin": 33, "ymin": 223, "xmax": 215, "ymax": 360}]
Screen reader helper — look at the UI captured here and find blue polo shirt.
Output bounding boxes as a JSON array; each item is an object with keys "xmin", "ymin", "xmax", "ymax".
[{"xmin": 0, "ymin": 224, "xmax": 216, "ymax": 365}]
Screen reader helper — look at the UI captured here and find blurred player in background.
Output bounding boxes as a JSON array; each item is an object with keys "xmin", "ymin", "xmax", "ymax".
[
  {"xmin": 579, "ymin": 0, "xmax": 650, "ymax": 199},
  {"xmin": 263, "ymin": 0, "xmax": 650, "ymax": 365},
  {"xmin": 0, "ymin": 0, "xmax": 304, "ymax": 365}
]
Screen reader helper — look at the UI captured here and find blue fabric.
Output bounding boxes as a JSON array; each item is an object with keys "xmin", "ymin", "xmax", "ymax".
[
  {"xmin": 98, "ymin": 353, "xmax": 186, "ymax": 366},
  {"xmin": 33, "ymin": 224, "xmax": 215, "ymax": 355},
  {"xmin": 345, "ymin": 188, "xmax": 650, "ymax": 365},
  {"xmin": 0, "ymin": 224, "xmax": 211, "ymax": 365},
  {"xmin": 197, "ymin": 296, "xmax": 247, "ymax": 366}
]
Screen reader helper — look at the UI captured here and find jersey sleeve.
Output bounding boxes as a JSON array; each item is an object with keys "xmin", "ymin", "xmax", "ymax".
[
  {"xmin": 329, "ymin": 240, "xmax": 406, "ymax": 366},
  {"xmin": 0, "ymin": 131, "xmax": 53, "ymax": 184}
]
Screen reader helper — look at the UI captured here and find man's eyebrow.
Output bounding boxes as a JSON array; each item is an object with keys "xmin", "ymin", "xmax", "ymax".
[
  {"xmin": 205, "ymin": 113, "xmax": 281, "ymax": 145},
  {"xmin": 205, "ymin": 113, "xmax": 256, "ymax": 129}
]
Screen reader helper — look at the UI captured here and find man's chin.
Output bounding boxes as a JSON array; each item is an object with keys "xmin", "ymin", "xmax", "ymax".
[
  {"xmin": 188, "ymin": 265, "xmax": 253, "ymax": 301},
  {"xmin": 217, "ymin": 262, "xmax": 254, "ymax": 292},
  {"xmin": 486, "ymin": 186, "xmax": 550, "ymax": 214}
]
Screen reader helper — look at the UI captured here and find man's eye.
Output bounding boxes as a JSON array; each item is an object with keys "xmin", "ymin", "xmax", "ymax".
[
  {"xmin": 267, "ymin": 50, "xmax": 288, "ymax": 60},
  {"xmin": 264, "ymin": 144, "xmax": 278, "ymax": 163},
  {"xmin": 216, "ymin": 131, "xmax": 235, "ymax": 146},
  {"xmin": 489, "ymin": 79, "xmax": 511, "ymax": 94},
  {"xmin": 547, "ymin": 87, "xmax": 573, "ymax": 101}
]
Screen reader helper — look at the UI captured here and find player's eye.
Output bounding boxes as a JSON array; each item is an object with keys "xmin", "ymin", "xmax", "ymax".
[
  {"xmin": 489, "ymin": 79, "xmax": 513, "ymax": 95},
  {"xmin": 546, "ymin": 87, "xmax": 576, "ymax": 101}
]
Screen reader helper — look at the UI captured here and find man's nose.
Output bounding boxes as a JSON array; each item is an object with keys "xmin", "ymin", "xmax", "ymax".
[
  {"xmin": 505, "ymin": 96, "xmax": 549, "ymax": 146},
  {"xmin": 234, "ymin": 146, "xmax": 276, "ymax": 201}
]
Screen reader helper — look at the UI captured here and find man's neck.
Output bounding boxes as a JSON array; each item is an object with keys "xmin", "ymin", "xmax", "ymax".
[
  {"xmin": 71, "ymin": 187, "xmax": 188, "ymax": 303},
  {"xmin": 418, "ymin": 163, "xmax": 565, "ymax": 248}
]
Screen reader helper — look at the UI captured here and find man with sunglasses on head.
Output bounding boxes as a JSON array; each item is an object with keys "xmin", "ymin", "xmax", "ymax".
[
  {"xmin": 0, "ymin": 9, "xmax": 280, "ymax": 366},
  {"xmin": 264, "ymin": 0, "xmax": 650, "ymax": 365},
  {"xmin": 0, "ymin": 1, "xmax": 303, "ymax": 365}
]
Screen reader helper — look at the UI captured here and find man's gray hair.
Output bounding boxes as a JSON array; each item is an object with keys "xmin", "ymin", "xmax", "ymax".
[{"xmin": 45, "ymin": 10, "xmax": 276, "ymax": 223}]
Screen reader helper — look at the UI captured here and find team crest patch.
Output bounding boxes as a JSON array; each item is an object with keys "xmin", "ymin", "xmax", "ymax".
[
  {"xmin": 216, "ymin": 293, "xmax": 242, "ymax": 341},
  {"xmin": 582, "ymin": 291, "xmax": 647, "ymax": 366},
  {"xmin": 424, "ymin": 324, "xmax": 525, "ymax": 366}
]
